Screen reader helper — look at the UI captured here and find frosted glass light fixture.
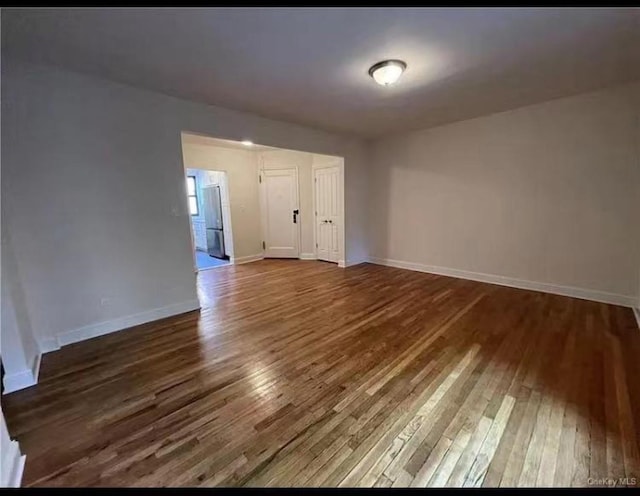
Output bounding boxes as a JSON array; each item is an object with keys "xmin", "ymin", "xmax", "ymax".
[
  {"xmin": 368, "ymin": 60, "xmax": 407, "ymax": 86},
  {"xmin": 241, "ymin": 140, "xmax": 254, "ymax": 146}
]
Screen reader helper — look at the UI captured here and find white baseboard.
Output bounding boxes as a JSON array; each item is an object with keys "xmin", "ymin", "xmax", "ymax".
[
  {"xmin": 232, "ymin": 254, "xmax": 264, "ymax": 265},
  {"xmin": 56, "ymin": 299, "xmax": 201, "ymax": 347},
  {"xmin": 338, "ymin": 259, "xmax": 368, "ymax": 268},
  {"xmin": 39, "ymin": 336, "xmax": 60, "ymax": 353},
  {"xmin": 1, "ymin": 439, "xmax": 25, "ymax": 487},
  {"xmin": 368, "ymin": 257, "xmax": 636, "ymax": 308},
  {"xmin": 346, "ymin": 258, "xmax": 368, "ymax": 267},
  {"xmin": 3, "ymin": 353, "xmax": 41, "ymax": 395},
  {"xmin": 634, "ymin": 308, "xmax": 640, "ymax": 331},
  {"xmin": 299, "ymin": 253, "xmax": 317, "ymax": 260},
  {"xmin": 10, "ymin": 454, "xmax": 26, "ymax": 488}
]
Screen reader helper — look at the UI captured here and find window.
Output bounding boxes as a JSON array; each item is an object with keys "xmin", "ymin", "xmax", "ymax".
[{"xmin": 186, "ymin": 175, "xmax": 199, "ymax": 216}]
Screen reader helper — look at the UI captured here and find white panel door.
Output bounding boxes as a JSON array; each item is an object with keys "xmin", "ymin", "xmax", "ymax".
[
  {"xmin": 262, "ymin": 168, "xmax": 300, "ymax": 258},
  {"xmin": 314, "ymin": 166, "xmax": 340, "ymax": 263}
]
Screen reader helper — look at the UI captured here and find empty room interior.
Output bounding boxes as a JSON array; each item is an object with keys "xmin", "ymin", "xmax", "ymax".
[{"xmin": 1, "ymin": 7, "xmax": 639, "ymax": 489}]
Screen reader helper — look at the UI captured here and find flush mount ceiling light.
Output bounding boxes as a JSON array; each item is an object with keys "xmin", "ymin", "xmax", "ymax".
[
  {"xmin": 241, "ymin": 140, "xmax": 254, "ymax": 146},
  {"xmin": 368, "ymin": 59, "xmax": 407, "ymax": 86}
]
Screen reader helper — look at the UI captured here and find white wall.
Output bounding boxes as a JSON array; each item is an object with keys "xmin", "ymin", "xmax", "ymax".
[
  {"xmin": 370, "ymin": 82, "xmax": 640, "ymax": 306},
  {"xmin": 183, "ymin": 144, "xmax": 259, "ymax": 260},
  {"xmin": 1, "ymin": 60, "xmax": 369, "ymax": 354}
]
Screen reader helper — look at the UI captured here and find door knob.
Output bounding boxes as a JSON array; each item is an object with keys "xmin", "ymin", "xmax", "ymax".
[{"xmin": 328, "ymin": 220, "xmax": 333, "ymax": 224}]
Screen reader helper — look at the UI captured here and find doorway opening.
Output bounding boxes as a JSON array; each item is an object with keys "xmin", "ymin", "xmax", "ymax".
[
  {"xmin": 185, "ymin": 168, "xmax": 232, "ymax": 271},
  {"xmin": 180, "ymin": 132, "xmax": 345, "ymax": 268}
]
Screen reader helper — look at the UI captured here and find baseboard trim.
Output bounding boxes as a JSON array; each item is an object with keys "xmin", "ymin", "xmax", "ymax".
[
  {"xmin": 368, "ymin": 257, "xmax": 636, "ymax": 308},
  {"xmin": 338, "ymin": 259, "xmax": 346, "ymax": 268},
  {"xmin": 11, "ymin": 454, "xmax": 26, "ymax": 488},
  {"xmin": 634, "ymin": 308, "xmax": 640, "ymax": 331},
  {"xmin": 1, "ymin": 438, "xmax": 25, "ymax": 487},
  {"xmin": 56, "ymin": 299, "xmax": 201, "ymax": 347},
  {"xmin": 299, "ymin": 253, "xmax": 317, "ymax": 260},
  {"xmin": 32, "ymin": 352, "xmax": 41, "ymax": 383},
  {"xmin": 38, "ymin": 336, "xmax": 60, "ymax": 353},
  {"xmin": 231, "ymin": 254, "xmax": 264, "ymax": 265},
  {"xmin": 345, "ymin": 258, "xmax": 368, "ymax": 267},
  {"xmin": 3, "ymin": 353, "xmax": 41, "ymax": 394}
]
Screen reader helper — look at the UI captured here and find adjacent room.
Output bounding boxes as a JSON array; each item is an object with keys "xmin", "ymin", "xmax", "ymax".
[
  {"xmin": 1, "ymin": 7, "xmax": 639, "ymax": 489},
  {"xmin": 185, "ymin": 168, "xmax": 232, "ymax": 270},
  {"xmin": 180, "ymin": 132, "xmax": 345, "ymax": 269}
]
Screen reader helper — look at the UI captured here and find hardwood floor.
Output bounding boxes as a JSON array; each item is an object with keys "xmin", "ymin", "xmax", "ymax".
[{"xmin": 4, "ymin": 260, "xmax": 640, "ymax": 487}]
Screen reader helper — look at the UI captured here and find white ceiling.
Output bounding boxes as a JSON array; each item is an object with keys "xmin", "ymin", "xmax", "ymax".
[{"xmin": 3, "ymin": 8, "xmax": 639, "ymax": 138}]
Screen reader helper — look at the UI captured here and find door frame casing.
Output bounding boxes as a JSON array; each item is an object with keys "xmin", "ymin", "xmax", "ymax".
[
  {"xmin": 312, "ymin": 158, "xmax": 345, "ymax": 267},
  {"xmin": 259, "ymin": 165, "xmax": 301, "ymax": 259}
]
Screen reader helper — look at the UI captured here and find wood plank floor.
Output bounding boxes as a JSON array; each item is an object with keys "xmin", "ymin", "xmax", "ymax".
[{"xmin": 4, "ymin": 260, "xmax": 640, "ymax": 487}]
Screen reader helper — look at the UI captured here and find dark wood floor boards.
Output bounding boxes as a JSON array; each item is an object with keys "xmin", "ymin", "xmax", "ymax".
[{"xmin": 3, "ymin": 260, "xmax": 639, "ymax": 487}]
